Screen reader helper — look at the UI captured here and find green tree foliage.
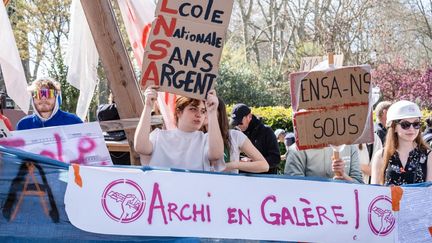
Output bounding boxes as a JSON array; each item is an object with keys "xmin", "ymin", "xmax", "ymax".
[
  {"xmin": 47, "ymin": 53, "xmax": 79, "ymax": 113},
  {"xmin": 251, "ymin": 106, "xmax": 293, "ymax": 132},
  {"xmin": 216, "ymin": 62, "xmax": 274, "ymax": 107},
  {"xmin": 5, "ymin": 0, "xmax": 80, "ymax": 113},
  {"xmin": 7, "ymin": 0, "xmax": 71, "ymax": 80},
  {"xmin": 216, "ymin": 61, "xmax": 291, "ymax": 107},
  {"xmin": 226, "ymin": 105, "xmax": 293, "ymax": 132},
  {"xmin": 217, "ymin": 42, "xmax": 290, "ymax": 107}
]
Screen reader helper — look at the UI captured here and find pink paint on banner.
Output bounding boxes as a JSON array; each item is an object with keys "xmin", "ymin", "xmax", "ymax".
[
  {"xmin": 101, "ymin": 179, "xmax": 146, "ymax": 223},
  {"xmin": 368, "ymin": 195, "xmax": 395, "ymax": 236}
]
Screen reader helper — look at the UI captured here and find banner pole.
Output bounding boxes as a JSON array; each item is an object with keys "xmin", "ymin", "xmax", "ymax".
[{"xmin": 325, "ymin": 33, "xmax": 342, "ymax": 177}]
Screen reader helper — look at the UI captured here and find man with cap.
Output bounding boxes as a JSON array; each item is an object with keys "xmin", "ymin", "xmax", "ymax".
[
  {"xmin": 374, "ymin": 101, "xmax": 392, "ymax": 144},
  {"xmin": 231, "ymin": 103, "xmax": 280, "ymax": 174},
  {"xmin": 17, "ymin": 77, "xmax": 83, "ymax": 130}
]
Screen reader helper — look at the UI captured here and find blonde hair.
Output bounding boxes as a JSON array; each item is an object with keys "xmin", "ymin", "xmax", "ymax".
[
  {"xmin": 374, "ymin": 101, "xmax": 392, "ymax": 120},
  {"xmin": 28, "ymin": 77, "xmax": 61, "ymax": 92}
]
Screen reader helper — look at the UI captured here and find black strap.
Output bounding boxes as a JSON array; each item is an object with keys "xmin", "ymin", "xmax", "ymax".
[
  {"xmin": 366, "ymin": 143, "xmax": 374, "ymax": 161},
  {"xmin": 366, "ymin": 144, "xmax": 374, "ymax": 184}
]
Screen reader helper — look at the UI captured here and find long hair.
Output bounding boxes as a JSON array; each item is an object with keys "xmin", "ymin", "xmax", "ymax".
[
  {"xmin": 174, "ymin": 96, "xmax": 202, "ymax": 126},
  {"xmin": 379, "ymin": 121, "xmax": 430, "ymax": 184},
  {"xmin": 216, "ymin": 97, "xmax": 231, "ymax": 154}
]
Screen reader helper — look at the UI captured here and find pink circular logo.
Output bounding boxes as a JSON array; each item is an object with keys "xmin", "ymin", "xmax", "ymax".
[
  {"xmin": 101, "ymin": 179, "xmax": 146, "ymax": 223},
  {"xmin": 368, "ymin": 195, "xmax": 395, "ymax": 236}
]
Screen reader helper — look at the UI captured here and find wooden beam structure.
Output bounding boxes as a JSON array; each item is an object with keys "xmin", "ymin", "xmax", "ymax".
[
  {"xmin": 80, "ymin": 0, "xmax": 144, "ymax": 165},
  {"xmin": 99, "ymin": 116, "xmax": 163, "ymax": 132}
]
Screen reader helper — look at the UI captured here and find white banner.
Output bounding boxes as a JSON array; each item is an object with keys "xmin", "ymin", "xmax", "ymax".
[
  {"xmin": 3, "ymin": 122, "xmax": 112, "ymax": 166},
  {"xmin": 65, "ymin": 166, "xmax": 402, "ymax": 242},
  {"xmin": 117, "ymin": 0, "xmax": 176, "ymax": 130},
  {"xmin": 117, "ymin": 0, "xmax": 155, "ymax": 68},
  {"xmin": 66, "ymin": 0, "xmax": 99, "ymax": 121},
  {"xmin": 0, "ymin": 1, "xmax": 30, "ymax": 113}
]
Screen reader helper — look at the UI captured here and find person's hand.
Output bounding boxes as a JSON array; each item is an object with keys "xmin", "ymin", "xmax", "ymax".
[
  {"xmin": 205, "ymin": 90, "xmax": 218, "ymax": 114},
  {"xmin": 144, "ymin": 85, "xmax": 159, "ymax": 107},
  {"xmin": 332, "ymin": 158, "xmax": 346, "ymax": 180}
]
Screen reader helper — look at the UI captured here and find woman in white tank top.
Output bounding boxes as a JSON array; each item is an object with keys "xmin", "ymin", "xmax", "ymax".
[{"xmin": 134, "ymin": 86, "xmax": 225, "ymax": 171}]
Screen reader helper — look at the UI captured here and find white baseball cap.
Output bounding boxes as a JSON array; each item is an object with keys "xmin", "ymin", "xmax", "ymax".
[
  {"xmin": 274, "ymin": 129, "xmax": 286, "ymax": 137},
  {"xmin": 386, "ymin": 100, "xmax": 422, "ymax": 127}
]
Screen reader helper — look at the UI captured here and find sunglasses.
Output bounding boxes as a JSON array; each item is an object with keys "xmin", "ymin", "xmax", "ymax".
[
  {"xmin": 32, "ymin": 88, "xmax": 57, "ymax": 99},
  {"xmin": 397, "ymin": 120, "xmax": 421, "ymax": 130}
]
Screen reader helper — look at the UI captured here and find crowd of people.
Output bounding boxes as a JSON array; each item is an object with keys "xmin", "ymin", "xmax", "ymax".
[
  {"xmin": 2, "ymin": 78, "xmax": 431, "ymax": 186},
  {"xmin": 133, "ymin": 86, "xmax": 431, "ymax": 186}
]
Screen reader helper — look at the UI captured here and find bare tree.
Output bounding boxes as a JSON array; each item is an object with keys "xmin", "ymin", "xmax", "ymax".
[{"xmin": 236, "ymin": 0, "xmax": 254, "ymax": 63}]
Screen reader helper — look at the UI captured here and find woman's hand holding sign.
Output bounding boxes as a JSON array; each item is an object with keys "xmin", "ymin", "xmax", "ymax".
[
  {"xmin": 135, "ymin": 85, "xmax": 160, "ymax": 156},
  {"xmin": 205, "ymin": 90, "xmax": 218, "ymax": 114},
  {"xmin": 205, "ymin": 90, "xmax": 224, "ymax": 163},
  {"xmin": 144, "ymin": 85, "xmax": 159, "ymax": 108}
]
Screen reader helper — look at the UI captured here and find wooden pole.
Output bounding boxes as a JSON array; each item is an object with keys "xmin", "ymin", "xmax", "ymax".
[
  {"xmin": 328, "ymin": 52, "xmax": 334, "ymax": 66},
  {"xmin": 326, "ymin": 33, "xmax": 335, "ymax": 66},
  {"xmin": 325, "ymin": 32, "xmax": 342, "ymax": 177},
  {"xmin": 80, "ymin": 0, "xmax": 144, "ymax": 165}
]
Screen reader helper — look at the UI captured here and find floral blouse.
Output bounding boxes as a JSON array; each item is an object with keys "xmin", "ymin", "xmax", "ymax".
[{"xmin": 385, "ymin": 148, "xmax": 430, "ymax": 186}]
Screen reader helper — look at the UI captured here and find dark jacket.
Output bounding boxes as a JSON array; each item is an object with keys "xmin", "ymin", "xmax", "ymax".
[
  {"xmin": 375, "ymin": 122, "xmax": 387, "ymax": 145},
  {"xmin": 243, "ymin": 115, "xmax": 280, "ymax": 174}
]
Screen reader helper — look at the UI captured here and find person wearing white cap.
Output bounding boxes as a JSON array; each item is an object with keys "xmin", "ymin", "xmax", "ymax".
[
  {"xmin": 371, "ymin": 100, "xmax": 432, "ymax": 185},
  {"xmin": 274, "ymin": 129, "xmax": 286, "ymax": 142}
]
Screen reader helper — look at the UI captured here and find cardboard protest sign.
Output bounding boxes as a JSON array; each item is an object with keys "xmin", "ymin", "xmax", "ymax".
[
  {"xmin": 140, "ymin": 0, "xmax": 234, "ymax": 100},
  {"xmin": 65, "ymin": 166, "xmax": 399, "ymax": 242},
  {"xmin": 300, "ymin": 54, "xmax": 344, "ymax": 71},
  {"xmin": 294, "ymin": 105, "xmax": 374, "ymax": 149},
  {"xmin": 0, "ymin": 122, "xmax": 112, "ymax": 166},
  {"xmin": 290, "ymin": 65, "xmax": 373, "ymax": 149},
  {"xmin": 291, "ymin": 65, "xmax": 371, "ymax": 111}
]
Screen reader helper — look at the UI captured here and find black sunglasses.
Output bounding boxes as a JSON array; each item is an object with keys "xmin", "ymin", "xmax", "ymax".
[{"xmin": 397, "ymin": 120, "xmax": 421, "ymax": 130}]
